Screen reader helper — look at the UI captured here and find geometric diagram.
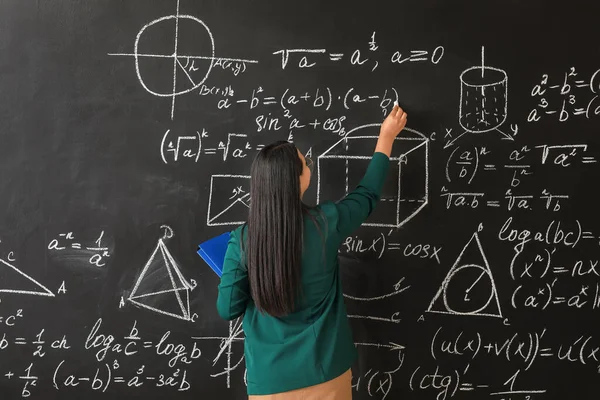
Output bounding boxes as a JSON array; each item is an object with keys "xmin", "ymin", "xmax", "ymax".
[
  {"xmin": 317, "ymin": 123, "xmax": 429, "ymax": 228},
  {"xmin": 426, "ymin": 228, "xmax": 502, "ymax": 318},
  {"xmin": 108, "ymin": 0, "xmax": 258, "ymax": 120},
  {"xmin": 345, "ymin": 278, "xmax": 409, "ymax": 323},
  {"xmin": 0, "ymin": 257, "xmax": 54, "ymax": 297},
  {"xmin": 447, "ymin": 46, "xmax": 513, "ymax": 148},
  {"xmin": 207, "ymin": 175, "xmax": 251, "ymax": 226},
  {"xmin": 128, "ymin": 225, "xmax": 196, "ymax": 321},
  {"xmin": 191, "ymin": 317, "xmax": 246, "ymax": 388}
]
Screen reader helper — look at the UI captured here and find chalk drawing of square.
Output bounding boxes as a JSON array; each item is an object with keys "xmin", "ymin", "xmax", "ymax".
[
  {"xmin": 317, "ymin": 124, "xmax": 429, "ymax": 228},
  {"xmin": 207, "ymin": 175, "xmax": 251, "ymax": 226}
]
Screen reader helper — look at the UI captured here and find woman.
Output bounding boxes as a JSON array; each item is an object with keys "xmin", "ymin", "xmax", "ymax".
[{"xmin": 216, "ymin": 105, "xmax": 408, "ymax": 399}]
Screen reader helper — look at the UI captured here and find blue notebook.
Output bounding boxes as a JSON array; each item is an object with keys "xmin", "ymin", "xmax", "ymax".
[{"xmin": 197, "ymin": 231, "xmax": 231, "ymax": 277}]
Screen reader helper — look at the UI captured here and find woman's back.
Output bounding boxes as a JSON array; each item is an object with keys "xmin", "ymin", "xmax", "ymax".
[
  {"xmin": 218, "ymin": 153, "xmax": 391, "ymax": 396},
  {"xmin": 216, "ymin": 104, "xmax": 407, "ymax": 398}
]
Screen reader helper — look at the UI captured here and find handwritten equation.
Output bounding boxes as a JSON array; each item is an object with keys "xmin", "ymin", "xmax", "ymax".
[
  {"xmin": 47, "ymin": 231, "xmax": 111, "ymax": 268},
  {"xmin": 528, "ymin": 67, "xmax": 600, "ymax": 123}
]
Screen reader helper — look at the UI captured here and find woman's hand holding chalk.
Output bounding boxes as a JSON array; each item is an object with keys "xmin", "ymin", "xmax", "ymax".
[{"xmin": 380, "ymin": 103, "xmax": 407, "ymax": 140}]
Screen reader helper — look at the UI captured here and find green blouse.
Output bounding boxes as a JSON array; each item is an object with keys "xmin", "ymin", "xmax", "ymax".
[{"xmin": 216, "ymin": 152, "xmax": 390, "ymax": 395}]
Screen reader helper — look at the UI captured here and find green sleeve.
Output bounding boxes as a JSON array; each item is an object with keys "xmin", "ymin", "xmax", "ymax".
[
  {"xmin": 216, "ymin": 229, "xmax": 249, "ymax": 320},
  {"xmin": 333, "ymin": 152, "xmax": 390, "ymax": 237}
]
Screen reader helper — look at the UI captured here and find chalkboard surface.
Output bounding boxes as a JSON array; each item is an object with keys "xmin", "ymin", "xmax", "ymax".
[{"xmin": 1, "ymin": 0, "xmax": 599, "ymax": 398}]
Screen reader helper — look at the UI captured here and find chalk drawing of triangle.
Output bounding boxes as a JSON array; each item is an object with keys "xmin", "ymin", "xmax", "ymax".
[
  {"xmin": 0, "ymin": 258, "xmax": 55, "ymax": 297},
  {"xmin": 128, "ymin": 239, "xmax": 192, "ymax": 321},
  {"xmin": 426, "ymin": 231, "xmax": 502, "ymax": 318},
  {"xmin": 207, "ymin": 193, "xmax": 250, "ymax": 226}
]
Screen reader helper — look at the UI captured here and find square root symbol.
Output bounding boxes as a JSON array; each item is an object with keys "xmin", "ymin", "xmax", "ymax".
[{"xmin": 317, "ymin": 124, "xmax": 429, "ymax": 228}]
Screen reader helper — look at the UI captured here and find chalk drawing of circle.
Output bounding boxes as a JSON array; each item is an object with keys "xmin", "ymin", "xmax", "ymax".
[
  {"xmin": 134, "ymin": 15, "xmax": 215, "ymax": 97},
  {"xmin": 442, "ymin": 263, "xmax": 494, "ymax": 315}
]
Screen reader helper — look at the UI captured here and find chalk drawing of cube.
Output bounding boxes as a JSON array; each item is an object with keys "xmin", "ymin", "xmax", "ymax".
[
  {"xmin": 317, "ymin": 124, "xmax": 428, "ymax": 228},
  {"xmin": 459, "ymin": 66, "xmax": 508, "ymax": 133}
]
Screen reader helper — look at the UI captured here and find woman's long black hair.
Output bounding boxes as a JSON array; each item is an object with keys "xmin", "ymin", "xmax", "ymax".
[{"xmin": 244, "ymin": 141, "xmax": 307, "ymax": 317}]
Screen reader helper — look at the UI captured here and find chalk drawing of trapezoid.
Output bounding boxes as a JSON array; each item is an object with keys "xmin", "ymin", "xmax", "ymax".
[
  {"xmin": 207, "ymin": 174, "xmax": 251, "ymax": 227},
  {"xmin": 0, "ymin": 258, "xmax": 54, "ymax": 297},
  {"xmin": 128, "ymin": 226, "xmax": 195, "ymax": 321},
  {"xmin": 447, "ymin": 46, "xmax": 513, "ymax": 148},
  {"xmin": 107, "ymin": 0, "xmax": 258, "ymax": 120},
  {"xmin": 426, "ymin": 230, "xmax": 502, "ymax": 318},
  {"xmin": 317, "ymin": 123, "xmax": 428, "ymax": 228}
]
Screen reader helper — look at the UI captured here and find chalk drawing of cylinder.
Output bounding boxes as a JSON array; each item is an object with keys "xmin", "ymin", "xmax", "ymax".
[{"xmin": 459, "ymin": 66, "xmax": 507, "ymax": 133}]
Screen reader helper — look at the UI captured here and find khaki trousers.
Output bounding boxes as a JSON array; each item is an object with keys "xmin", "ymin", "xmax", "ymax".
[{"xmin": 249, "ymin": 369, "xmax": 352, "ymax": 400}]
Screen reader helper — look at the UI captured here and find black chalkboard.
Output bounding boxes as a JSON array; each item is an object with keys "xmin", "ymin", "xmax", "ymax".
[{"xmin": 1, "ymin": 0, "xmax": 600, "ymax": 398}]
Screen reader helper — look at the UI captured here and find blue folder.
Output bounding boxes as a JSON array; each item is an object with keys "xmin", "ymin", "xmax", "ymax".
[{"xmin": 197, "ymin": 231, "xmax": 231, "ymax": 277}]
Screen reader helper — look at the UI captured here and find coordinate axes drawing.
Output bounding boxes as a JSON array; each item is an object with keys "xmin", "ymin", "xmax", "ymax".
[
  {"xmin": 426, "ymin": 228, "xmax": 502, "ymax": 318},
  {"xmin": 317, "ymin": 123, "xmax": 429, "ymax": 228},
  {"xmin": 446, "ymin": 46, "xmax": 513, "ymax": 148},
  {"xmin": 128, "ymin": 225, "xmax": 196, "ymax": 321},
  {"xmin": 0, "ymin": 257, "xmax": 54, "ymax": 297},
  {"xmin": 108, "ymin": 0, "xmax": 258, "ymax": 119}
]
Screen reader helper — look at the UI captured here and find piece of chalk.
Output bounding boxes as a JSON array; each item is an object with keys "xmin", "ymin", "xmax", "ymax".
[{"xmin": 394, "ymin": 101, "xmax": 398, "ymax": 106}]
